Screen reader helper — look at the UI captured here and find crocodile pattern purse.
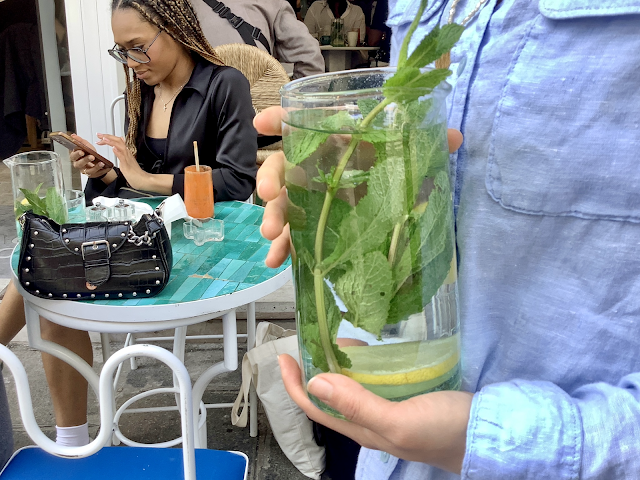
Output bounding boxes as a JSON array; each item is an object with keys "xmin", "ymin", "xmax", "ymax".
[{"xmin": 17, "ymin": 212, "xmax": 172, "ymax": 300}]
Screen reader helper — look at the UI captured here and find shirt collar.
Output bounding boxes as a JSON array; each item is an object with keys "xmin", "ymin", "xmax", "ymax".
[
  {"xmin": 320, "ymin": 0, "xmax": 354, "ymax": 18},
  {"xmin": 182, "ymin": 54, "xmax": 215, "ymax": 98}
]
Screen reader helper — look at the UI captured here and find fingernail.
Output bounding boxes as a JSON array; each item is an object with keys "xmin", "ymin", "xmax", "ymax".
[
  {"xmin": 307, "ymin": 376, "xmax": 333, "ymax": 402},
  {"xmin": 257, "ymin": 178, "xmax": 264, "ymax": 195},
  {"xmin": 252, "ymin": 112, "xmax": 261, "ymax": 129},
  {"xmin": 98, "ymin": 162, "xmax": 104, "ymax": 168},
  {"xmin": 259, "ymin": 222, "xmax": 266, "ymax": 238}
]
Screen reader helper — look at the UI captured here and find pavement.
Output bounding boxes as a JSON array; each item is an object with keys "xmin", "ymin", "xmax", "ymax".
[{"xmin": 0, "ymin": 161, "xmax": 311, "ymax": 479}]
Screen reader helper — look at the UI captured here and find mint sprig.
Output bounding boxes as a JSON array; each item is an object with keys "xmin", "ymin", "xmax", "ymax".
[
  {"xmin": 286, "ymin": 1, "xmax": 463, "ymax": 374},
  {"xmin": 16, "ymin": 183, "xmax": 67, "ymax": 225}
]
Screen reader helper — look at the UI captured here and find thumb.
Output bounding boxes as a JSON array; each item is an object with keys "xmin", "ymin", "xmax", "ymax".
[{"xmin": 307, "ymin": 373, "xmax": 394, "ymax": 432}]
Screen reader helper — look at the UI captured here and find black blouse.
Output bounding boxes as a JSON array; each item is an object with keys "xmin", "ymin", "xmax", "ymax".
[{"xmin": 86, "ymin": 54, "xmax": 258, "ymax": 203}]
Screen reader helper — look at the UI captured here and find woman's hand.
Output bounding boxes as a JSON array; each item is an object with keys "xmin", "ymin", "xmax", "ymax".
[
  {"xmin": 96, "ymin": 133, "xmax": 151, "ymax": 190},
  {"xmin": 254, "ymin": 106, "xmax": 464, "ymax": 268},
  {"xmin": 69, "ymin": 134, "xmax": 111, "ymax": 179},
  {"xmin": 279, "ymin": 354, "xmax": 473, "ymax": 474}
]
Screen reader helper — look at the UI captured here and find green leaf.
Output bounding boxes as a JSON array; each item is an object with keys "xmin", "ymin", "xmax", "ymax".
[
  {"xmin": 405, "ymin": 24, "xmax": 465, "ymax": 69},
  {"xmin": 387, "ymin": 171, "xmax": 454, "ymax": 324},
  {"xmin": 335, "ymin": 251, "xmax": 393, "ymax": 336},
  {"xmin": 14, "ymin": 201, "xmax": 31, "ymax": 220},
  {"xmin": 384, "ymin": 68, "xmax": 452, "ymax": 104},
  {"xmin": 45, "ymin": 187, "xmax": 67, "ymax": 224},
  {"xmin": 322, "ymin": 151, "xmax": 408, "ymax": 270},
  {"xmin": 19, "ymin": 188, "xmax": 47, "ymax": 216},
  {"xmin": 283, "ymin": 129, "xmax": 329, "ymax": 166},
  {"xmin": 288, "ymin": 184, "xmax": 353, "ymax": 263},
  {"xmin": 283, "ymin": 111, "xmax": 357, "ymax": 166}
]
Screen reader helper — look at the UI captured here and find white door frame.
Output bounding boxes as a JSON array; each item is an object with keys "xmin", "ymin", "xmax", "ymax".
[{"xmin": 64, "ymin": 0, "xmax": 123, "ymax": 187}]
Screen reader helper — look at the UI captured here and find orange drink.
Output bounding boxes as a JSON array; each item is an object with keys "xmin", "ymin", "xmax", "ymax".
[{"xmin": 184, "ymin": 165, "xmax": 214, "ymax": 219}]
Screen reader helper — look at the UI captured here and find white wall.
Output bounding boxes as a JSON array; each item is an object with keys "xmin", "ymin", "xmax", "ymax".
[{"xmin": 64, "ymin": 0, "xmax": 124, "ymax": 186}]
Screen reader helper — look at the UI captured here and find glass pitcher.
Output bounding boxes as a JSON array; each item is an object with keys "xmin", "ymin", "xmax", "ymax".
[
  {"xmin": 330, "ymin": 18, "xmax": 345, "ymax": 47},
  {"xmin": 3, "ymin": 151, "xmax": 68, "ymax": 236}
]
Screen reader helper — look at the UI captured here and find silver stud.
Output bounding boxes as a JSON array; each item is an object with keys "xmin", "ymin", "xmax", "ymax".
[
  {"xmin": 121, "ymin": 233, "xmax": 126, "ymax": 237},
  {"xmin": 48, "ymin": 293, "xmax": 53, "ymax": 297},
  {"xmin": 112, "ymin": 244, "xmax": 117, "ymax": 248},
  {"xmin": 33, "ymin": 231, "xmax": 38, "ymax": 235},
  {"xmin": 155, "ymin": 267, "xmax": 160, "ymax": 271},
  {"xmin": 24, "ymin": 268, "xmax": 29, "ymax": 273},
  {"xmin": 155, "ymin": 280, "xmax": 161, "ymax": 285},
  {"xmin": 35, "ymin": 290, "xmax": 39, "ymax": 294},
  {"xmin": 62, "ymin": 294, "xmax": 67, "ymax": 298},
  {"xmin": 26, "ymin": 256, "xmax": 31, "ymax": 261},
  {"xmin": 65, "ymin": 238, "xmax": 70, "ymax": 243},
  {"xmin": 124, "ymin": 222, "xmax": 129, "ymax": 226},
  {"xmin": 132, "ymin": 292, "xmax": 137, "ymax": 297},
  {"xmin": 74, "ymin": 247, "xmax": 79, "ymax": 252},
  {"xmin": 146, "ymin": 289, "xmax": 151, "ymax": 294},
  {"xmin": 118, "ymin": 293, "xmax": 123, "ymax": 297},
  {"xmin": 62, "ymin": 228, "xmax": 67, "ymax": 233},
  {"xmin": 105, "ymin": 293, "xmax": 109, "ymax": 298},
  {"xmin": 29, "ymin": 243, "xmax": 34, "ymax": 248},
  {"xmin": 152, "ymin": 255, "xmax": 157, "ymax": 259},
  {"xmin": 91, "ymin": 294, "xmax": 95, "ymax": 298},
  {"xmin": 25, "ymin": 282, "xmax": 30, "ymax": 286},
  {"xmin": 77, "ymin": 294, "xmax": 82, "ymax": 298}
]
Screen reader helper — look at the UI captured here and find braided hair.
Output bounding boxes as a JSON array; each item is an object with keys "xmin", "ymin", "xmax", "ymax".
[{"xmin": 111, "ymin": 0, "xmax": 224, "ymax": 156}]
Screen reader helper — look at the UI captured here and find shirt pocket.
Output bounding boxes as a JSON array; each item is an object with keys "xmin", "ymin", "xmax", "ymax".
[{"xmin": 485, "ymin": 2, "xmax": 640, "ymax": 222}]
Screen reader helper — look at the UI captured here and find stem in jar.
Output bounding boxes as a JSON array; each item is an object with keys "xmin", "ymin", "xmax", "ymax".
[{"xmin": 312, "ymin": 98, "xmax": 391, "ymax": 374}]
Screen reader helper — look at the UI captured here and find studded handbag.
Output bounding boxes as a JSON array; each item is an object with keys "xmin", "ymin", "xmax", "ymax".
[{"xmin": 17, "ymin": 212, "xmax": 172, "ymax": 300}]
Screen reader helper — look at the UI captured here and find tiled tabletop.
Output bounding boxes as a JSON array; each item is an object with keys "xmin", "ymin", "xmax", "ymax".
[{"xmin": 12, "ymin": 200, "xmax": 290, "ymax": 307}]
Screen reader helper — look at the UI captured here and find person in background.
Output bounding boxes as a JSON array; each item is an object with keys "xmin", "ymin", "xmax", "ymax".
[
  {"xmin": 304, "ymin": 0, "xmax": 366, "ymax": 45},
  {"xmin": 254, "ymin": 0, "xmax": 640, "ymax": 478},
  {"xmin": 190, "ymin": 0, "xmax": 324, "ymax": 80}
]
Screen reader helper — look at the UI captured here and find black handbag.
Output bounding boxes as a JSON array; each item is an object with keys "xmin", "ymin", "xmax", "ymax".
[{"xmin": 17, "ymin": 212, "xmax": 172, "ymax": 300}]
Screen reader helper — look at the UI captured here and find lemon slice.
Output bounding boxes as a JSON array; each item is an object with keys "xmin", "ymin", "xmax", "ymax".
[{"xmin": 340, "ymin": 335, "xmax": 459, "ymax": 386}]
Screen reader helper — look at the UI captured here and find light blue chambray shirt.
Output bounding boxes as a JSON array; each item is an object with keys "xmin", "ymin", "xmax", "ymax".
[{"xmin": 356, "ymin": 0, "xmax": 640, "ymax": 479}]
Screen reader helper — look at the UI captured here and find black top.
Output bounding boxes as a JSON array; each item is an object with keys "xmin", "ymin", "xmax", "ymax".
[
  {"xmin": 86, "ymin": 54, "xmax": 258, "ymax": 203},
  {"xmin": 146, "ymin": 136, "xmax": 166, "ymax": 160}
]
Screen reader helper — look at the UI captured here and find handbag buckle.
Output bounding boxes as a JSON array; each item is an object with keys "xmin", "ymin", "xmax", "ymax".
[{"xmin": 81, "ymin": 240, "xmax": 111, "ymax": 260}]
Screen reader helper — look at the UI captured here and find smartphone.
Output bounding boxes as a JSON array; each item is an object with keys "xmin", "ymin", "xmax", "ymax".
[{"xmin": 50, "ymin": 132, "xmax": 114, "ymax": 169}]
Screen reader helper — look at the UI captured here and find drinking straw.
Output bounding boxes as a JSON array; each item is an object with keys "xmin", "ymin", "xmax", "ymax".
[{"xmin": 193, "ymin": 141, "xmax": 200, "ymax": 172}]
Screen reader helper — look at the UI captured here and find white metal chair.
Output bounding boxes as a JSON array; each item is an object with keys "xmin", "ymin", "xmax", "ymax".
[{"xmin": 0, "ymin": 343, "xmax": 248, "ymax": 480}]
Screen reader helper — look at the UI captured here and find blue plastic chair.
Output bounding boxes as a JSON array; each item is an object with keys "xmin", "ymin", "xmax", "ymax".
[{"xmin": 0, "ymin": 343, "xmax": 247, "ymax": 480}]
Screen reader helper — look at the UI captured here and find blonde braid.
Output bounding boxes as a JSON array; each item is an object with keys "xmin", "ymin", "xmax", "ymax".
[{"xmin": 112, "ymin": 0, "xmax": 225, "ymax": 156}]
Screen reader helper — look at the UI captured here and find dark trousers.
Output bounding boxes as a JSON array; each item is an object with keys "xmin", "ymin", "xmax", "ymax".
[{"xmin": 314, "ymin": 422, "xmax": 361, "ymax": 480}]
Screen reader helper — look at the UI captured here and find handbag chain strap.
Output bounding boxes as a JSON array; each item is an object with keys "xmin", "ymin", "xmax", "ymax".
[{"xmin": 127, "ymin": 226, "xmax": 157, "ymax": 247}]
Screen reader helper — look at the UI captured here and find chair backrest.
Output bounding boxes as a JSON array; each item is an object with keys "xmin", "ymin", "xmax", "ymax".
[
  {"xmin": 213, "ymin": 43, "xmax": 290, "ymax": 113},
  {"xmin": 0, "ymin": 343, "xmax": 197, "ymax": 480}
]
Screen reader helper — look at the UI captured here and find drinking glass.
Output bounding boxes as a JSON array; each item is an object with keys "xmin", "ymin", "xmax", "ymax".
[
  {"xmin": 281, "ymin": 68, "xmax": 460, "ymax": 417},
  {"xmin": 184, "ymin": 165, "xmax": 214, "ymax": 219},
  {"xmin": 65, "ymin": 190, "xmax": 86, "ymax": 223}
]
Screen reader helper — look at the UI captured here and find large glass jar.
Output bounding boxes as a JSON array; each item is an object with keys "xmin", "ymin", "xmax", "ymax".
[
  {"xmin": 4, "ymin": 151, "xmax": 68, "ymax": 235},
  {"xmin": 281, "ymin": 68, "xmax": 460, "ymax": 416}
]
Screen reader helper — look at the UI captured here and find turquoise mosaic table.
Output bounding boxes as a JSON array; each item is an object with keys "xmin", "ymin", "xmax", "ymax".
[{"xmin": 11, "ymin": 200, "xmax": 292, "ymax": 445}]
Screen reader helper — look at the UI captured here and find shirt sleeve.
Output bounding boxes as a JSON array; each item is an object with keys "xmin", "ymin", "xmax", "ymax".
[
  {"xmin": 186, "ymin": 66, "xmax": 257, "ymax": 203},
  {"xmin": 462, "ymin": 374, "xmax": 640, "ymax": 479},
  {"xmin": 274, "ymin": 0, "xmax": 325, "ymax": 79}
]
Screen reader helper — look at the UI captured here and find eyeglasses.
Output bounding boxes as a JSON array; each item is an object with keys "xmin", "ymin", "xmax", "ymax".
[{"xmin": 108, "ymin": 30, "xmax": 162, "ymax": 65}]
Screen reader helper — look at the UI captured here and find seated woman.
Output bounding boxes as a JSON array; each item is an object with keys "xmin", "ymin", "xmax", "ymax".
[
  {"xmin": 77, "ymin": 0, "xmax": 257, "ymax": 202},
  {"xmin": 0, "ymin": 0, "xmax": 258, "ymax": 448}
]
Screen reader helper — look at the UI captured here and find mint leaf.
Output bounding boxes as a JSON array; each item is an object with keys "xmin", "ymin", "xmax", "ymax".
[
  {"xmin": 19, "ymin": 187, "xmax": 47, "ymax": 216},
  {"xmin": 284, "ymin": 129, "xmax": 329, "ymax": 166},
  {"xmin": 406, "ymin": 24, "xmax": 465, "ymax": 69},
  {"xmin": 336, "ymin": 251, "xmax": 393, "ymax": 336},
  {"xmin": 45, "ymin": 187, "xmax": 67, "ymax": 224},
  {"xmin": 322, "ymin": 151, "xmax": 408, "ymax": 270},
  {"xmin": 283, "ymin": 111, "xmax": 358, "ymax": 166},
  {"xmin": 384, "ymin": 68, "xmax": 452, "ymax": 103},
  {"xmin": 387, "ymin": 171, "xmax": 454, "ymax": 324},
  {"xmin": 397, "ymin": 0, "xmax": 430, "ymax": 66},
  {"xmin": 288, "ymin": 184, "xmax": 352, "ymax": 262}
]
